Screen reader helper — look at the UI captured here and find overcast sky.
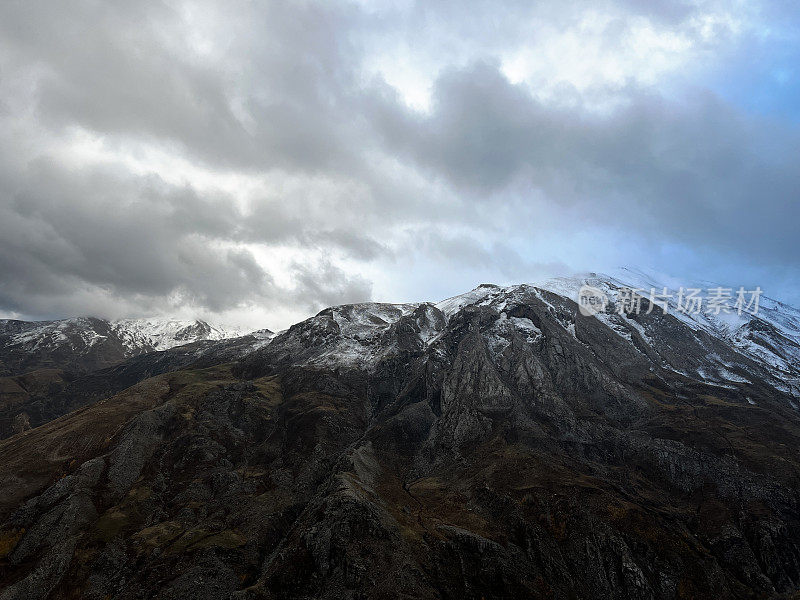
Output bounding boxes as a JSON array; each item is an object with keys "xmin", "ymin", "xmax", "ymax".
[{"xmin": 1, "ymin": 0, "xmax": 798, "ymax": 330}]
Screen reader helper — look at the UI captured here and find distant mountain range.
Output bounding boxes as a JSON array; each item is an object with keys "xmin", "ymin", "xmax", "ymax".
[
  {"xmin": 0, "ymin": 317, "xmax": 250, "ymax": 376},
  {"xmin": 2, "ymin": 269, "xmax": 800, "ymax": 598}
]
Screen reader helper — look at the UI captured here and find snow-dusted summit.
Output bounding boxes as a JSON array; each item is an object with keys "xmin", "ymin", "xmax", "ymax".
[
  {"xmin": 111, "ymin": 318, "xmax": 245, "ymax": 352},
  {"xmin": 0, "ymin": 317, "xmax": 250, "ymax": 375},
  {"xmin": 239, "ymin": 268, "xmax": 800, "ymax": 406}
]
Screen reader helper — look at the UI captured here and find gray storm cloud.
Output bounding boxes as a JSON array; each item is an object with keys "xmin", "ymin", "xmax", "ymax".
[{"xmin": 0, "ymin": 0, "xmax": 797, "ymax": 327}]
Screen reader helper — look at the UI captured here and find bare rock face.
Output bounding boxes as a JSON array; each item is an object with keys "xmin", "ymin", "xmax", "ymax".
[
  {"xmin": 2, "ymin": 276, "xmax": 800, "ymax": 598},
  {"xmin": 10, "ymin": 413, "xmax": 29, "ymax": 436}
]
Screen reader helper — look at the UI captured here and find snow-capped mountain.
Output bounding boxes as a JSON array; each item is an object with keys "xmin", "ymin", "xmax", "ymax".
[
  {"xmin": 111, "ymin": 318, "xmax": 245, "ymax": 352},
  {"xmin": 0, "ymin": 317, "xmax": 249, "ymax": 375},
  {"xmin": 5, "ymin": 271, "xmax": 800, "ymax": 598},
  {"xmin": 5, "ymin": 269, "xmax": 796, "ymax": 402},
  {"xmin": 229, "ymin": 273, "xmax": 800, "ymax": 597},
  {"xmin": 240, "ymin": 268, "xmax": 800, "ymax": 407},
  {"xmin": 529, "ymin": 268, "xmax": 800, "ymax": 398}
]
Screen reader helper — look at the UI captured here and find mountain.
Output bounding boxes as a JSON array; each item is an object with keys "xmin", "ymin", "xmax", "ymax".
[
  {"xmin": 0, "ymin": 317, "xmax": 248, "ymax": 376},
  {"xmin": 238, "ymin": 269, "xmax": 800, "ymax": 404},
  {"xmin": 1, "ymin": 271, "xmax": 800, "ymax": 599},
  {"xmin": 0, "ymin": 318, "xmax": 270, "ymax": 440},
  {"xmin": 0, "ymin": 333, "xmax": 274, "ymax": 441}
]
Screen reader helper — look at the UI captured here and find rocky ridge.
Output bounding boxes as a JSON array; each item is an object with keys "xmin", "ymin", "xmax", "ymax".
[{"xmin": 0, "ymin": 317, "xmax": 250, "ymax": 377}]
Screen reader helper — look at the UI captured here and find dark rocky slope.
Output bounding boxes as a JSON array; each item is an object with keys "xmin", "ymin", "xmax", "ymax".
[
  {"xmin": 1, "ymin": 282, "xmax": 800, "ymax": 598},
  {"xmin": 0, "ymin": 335, "xmax": 267, "ymax": 440}
]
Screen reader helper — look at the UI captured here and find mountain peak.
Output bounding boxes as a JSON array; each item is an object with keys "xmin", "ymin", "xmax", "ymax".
[
  {"xmin": 110, "ymin": 317, "xmax": 245, "ymax": 351},
  {"xmin": 0, "ymin": 316, "xmax": 252, "ymax": 376}
]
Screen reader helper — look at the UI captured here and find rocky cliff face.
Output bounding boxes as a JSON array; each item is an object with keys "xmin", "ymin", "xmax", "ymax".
[{"xmin": 1, "ymin": 273, "xmax": 800, "ymax": 599}]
